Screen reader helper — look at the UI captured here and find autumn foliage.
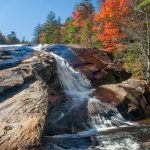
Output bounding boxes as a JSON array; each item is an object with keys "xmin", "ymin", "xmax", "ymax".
[
  {"xmin": 31, "ymin": 0, "xmax": 149, "ymax": 60},
  {"xmin": 72, "ymin": 0, "xmax": 98, "ymax": 47},
  {"xmin": 94, "ymin": 0, "xmax": 130, "ymax": 51},
  {"xmin": 73, "ymin": 1, "xmax": 94, "ymax": 27}
]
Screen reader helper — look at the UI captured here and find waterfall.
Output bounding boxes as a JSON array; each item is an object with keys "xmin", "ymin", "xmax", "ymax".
[
  {"xmin": 50, "ymin": 52, "xmax": 131, "ymax": 131},
  {"xmin": 51, "ymin": 53, "xmax": 91, "ymax": 100}
]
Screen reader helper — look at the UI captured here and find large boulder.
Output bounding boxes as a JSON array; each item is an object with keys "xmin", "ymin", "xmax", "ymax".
[
  {"xmin": 93, "ymin": 78, "xmax": 150, "ymax": 120},
  {"xmin": 71, "ymin": 47, "xmax": 131, "ymax": 87},
  {"xmin": 0, "ymin": 52, "xmax": 57, "ymax": 150}
]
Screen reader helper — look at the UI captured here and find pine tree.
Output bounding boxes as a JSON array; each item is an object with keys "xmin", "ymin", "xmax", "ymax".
[
  {"xmin": 62, "ymin": 17, "xmax": 79, "ymax": 44},
  {"xmin": 0, "ymin": 32, "xmax": 6, "ymax": 44},
  {"xmin": 6, "ymin": 31, "xmax": 20, "ymax": 44},
  {"xmin": 41, "ymin": 11, "xmax": 62, "ymax": 44},
  {"xmin": 33, "ymin": 24, "xmax": 42, "ymax": 44}
]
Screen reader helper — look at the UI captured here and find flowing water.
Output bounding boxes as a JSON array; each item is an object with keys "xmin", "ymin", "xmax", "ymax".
[
  {"xmin": 50, "ymin": 52, "xmax": 129, "ymax": 129},
  {"xmin": 0, "ymin": 44, "xmax": 150, "ymax": 150},
  {"xmin": 0, "ymin": 44, "xmax": 33, "ymax": 70}
]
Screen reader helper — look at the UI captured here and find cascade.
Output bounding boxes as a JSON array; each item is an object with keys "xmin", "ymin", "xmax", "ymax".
[{"xmin": 50, "ymin": 52, "xmax": 129, "ymax": 130}]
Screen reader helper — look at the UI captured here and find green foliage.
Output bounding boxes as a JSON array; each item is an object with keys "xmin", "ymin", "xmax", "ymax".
[
  {"xmin": 113, "ymin": 50, "xmax": 125, "ymax": 60},
  {"xmin": 138, "ymin": 0, "xmax": 150, "ymax": 9},
  {"xmin": 0, "ymin": 31, "xmax": 21, "ymax": 44},
  {"xmin": 62, "ymin": 17, "xmax": 79, "ymax": 44},
  {"xmin": 74, "ymin": 0, "xmax": 94, "ymax": 19},
  {"xmin": 113, "ymin": 43, "xmax": 146, "ymax": 78},
  {"xmin": 80, "ymin": 18, "xmax": 93, "ymax": 47},
  {"xmin": 40, "ymin": 11, "xmax": 62, "ymax": 44},
  {"xmin": 6, "ymin": 31, "xmax": 20, "ymax": 44},
  {"xmin": 0, "ymin": 32, "xmax": 6, "ymax": 44},
  {"xmin": 33, "ymin": 24, "xmax": 42, "ymax": 44}
]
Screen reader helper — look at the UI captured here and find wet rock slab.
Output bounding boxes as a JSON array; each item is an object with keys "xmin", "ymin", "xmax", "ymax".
[{"xmin": 0, "ymin": 52, "xmax": 56, "ymax": 150}]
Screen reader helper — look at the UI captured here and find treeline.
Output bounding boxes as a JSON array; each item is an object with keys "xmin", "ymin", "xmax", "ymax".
[
  {"xmin": 33, "ymin": 12, "xmax": 61, "ymax": 44},
  {"xmin": 32, "ymin": 1, "xmax": 99, "ymax": 47},
  {"xmin": 33, "ymin": 0, "xmax": 150, "ymax": 50},
  {"xmin": 0, "ymin": 31, "xmax": 28, "ymax": 44}
]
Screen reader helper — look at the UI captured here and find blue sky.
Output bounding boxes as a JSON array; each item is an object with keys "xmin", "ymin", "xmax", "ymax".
[{"xmin": 0, "ymin": 0, "xmax": 82, "ymax": 41}]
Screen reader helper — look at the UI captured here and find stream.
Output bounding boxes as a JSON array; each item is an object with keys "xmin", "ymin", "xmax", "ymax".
[{"xmin": 0, "ymin": 44, "xmax": 150, "ymax": 150}]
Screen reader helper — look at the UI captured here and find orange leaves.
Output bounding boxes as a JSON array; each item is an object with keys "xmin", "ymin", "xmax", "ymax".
[
  {"xmin": 94, "ymin": 0, "xmax": 130, "ymax": 51},
  {"xmin": 98, "ymin": 22, "xmax": 126, "ymax": 41},
  {"xmin": 73, "ymin": 11, "xmax": 85, "ymax": 27},
  {"xmin": 96, "ymin": 0, "xmax": 129, "ymax": 21},
  {"xmin": 73, "ymin": 0, "xmax": 94, "ymax": 27},
  {"xmin": 73, "ymin": 11, "xmax": 80, "ymax": 26},
  {"xmin": 71, "ymin": 0, "xmax": 132, "ymax": 51}
]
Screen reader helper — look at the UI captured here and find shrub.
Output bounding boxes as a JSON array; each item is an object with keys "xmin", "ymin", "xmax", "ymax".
[{"xmin": 113, "ymin": 43, "xmax": 146, "ymax": 79}]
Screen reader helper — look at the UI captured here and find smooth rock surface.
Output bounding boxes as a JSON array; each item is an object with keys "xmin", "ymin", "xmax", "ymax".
[
  {"xmin": 93, "ymin": 78, "xmax": 150, "ymax": 120},
  {"xmin": 0, "ymin": 52, "xmax": 56, "ymax": 150}
]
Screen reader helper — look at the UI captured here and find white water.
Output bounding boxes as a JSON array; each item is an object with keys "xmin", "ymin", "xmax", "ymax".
[
  {"xmin": 0, "ymin": 44, "xmax": 27, "ymax": 51},
  {"xmin": 0, "ymin": 44, "xmax": 25, "ymax": 48},
  {"xmin": 95, "ymin": 138, "xmax": 140, "ymax": 150},
  {"xmin": 51, "ymin": 53, "xmax": 91, "ymax": 100}
]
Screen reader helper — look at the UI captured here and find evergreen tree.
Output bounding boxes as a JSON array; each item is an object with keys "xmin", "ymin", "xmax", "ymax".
[
  {"xmin": 6, "ymin": 31, "xmax": 20, "ymax": 44},
  {"xmin": 63, "ymin": 17, "xmax": 79, "ymax": 44},
  {"xmin": 0, "ymin": 32, "xmax": 6, "ymax": 44},
  {"xmin": 41, "ymin": 11, "xmax": 62, "ymax": 44},
  {"xmin": 33, "ymin": 24, "xmax": 42, "ymax": 44},
  {"xmin": 56, "ymin": 17, "xmax": 62, "ymax": 44}
]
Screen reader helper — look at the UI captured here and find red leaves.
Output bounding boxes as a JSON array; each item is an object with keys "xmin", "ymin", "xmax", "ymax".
[
  {"xmin": 72, "ymin": 1, "xmax": 94, "ymax": 27},
  {"xmin": 73, "ymin": 11, "xmax": 85, "ymax": 27},
  {"xmin": 94, "ymin": 0, "xmax": 130, "ymax": 51},
  {"xmin": 71, "ymin": 0, "xmax": 132, "ymax": 51}
]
